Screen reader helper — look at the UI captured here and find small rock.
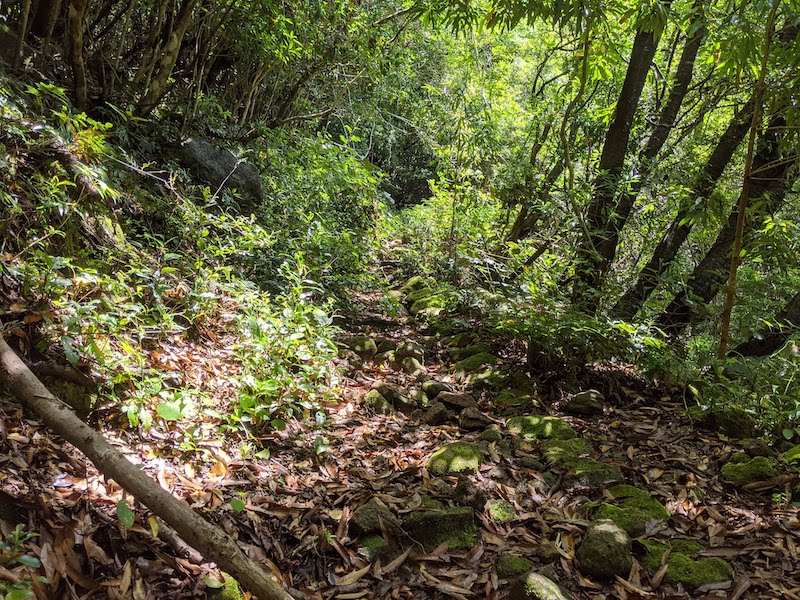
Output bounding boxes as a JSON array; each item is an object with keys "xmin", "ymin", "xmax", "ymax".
[
  {"xmin": 396, "ymin": 340, "xmax": 425, "ymax": 362},
  {"xmin": 450, "ymin": 343, "xmax": 490, "ymax": 361},
  {"xmin": 566, "ymin": 390, "xmax": 604, "ymax": 416},
  {"xmin": 437, "ymin": 391, "xmax": 477, "ymax": 409},
  {"xmin": 422, "ymin": 379, "xmax": 452, "ymax": 399},
  {"xmin": 506, "ymin": 416, "xmax": 576, "ymax": 439},
  {"xmin": 427, "ymin": 442, "xmax": 482, "ymax": 476},
  {"xmin": 592, "ymin": 485, "xmax": 669, "ymax": 536},
  {"xmin": 688, "ymin": 405, "xmax": 757, "ymax": 438},
  {"xmin": 459, "ymin": 406, "xmax": 492, "ymax": 430},
  {"xmin": 373, "ymin": 350, "xmax": 396, "ymax": 366},
  {"xmin": 364, "ymin": 390, "xmax": 390, "ymax": 414},
  {"xmin": 405, "ymin": 287, "xmax": 435, "ymax": 304},
  {"xmin": 720, "ymin": 455, "xmax": 777, "ymax": 484},
  {"xmin": 344, "ymin": 336, "xmax": 378, "ymax": 361},
  {"xmin": 743, "ymin": 439, "xmax": 775, "ymax": 458},
  {"xmin": 422, "ymin": 402, "xmax": 450, "ymax": 425},
  {"xmin": 455, "ymin": 352, "xmax": 498, "ymax": 373},
  {"xmin": 576, "ymin": 520, "xmax": 633, "ymax": 579},
  {"xmin": 509, "ymin": 571, "xmax": 570, "ymax": 600},
  {"xmin": 350, "ymin": 497, "xmax": 400, "ymax": 536},
  {"xmin": 357, "ymin": 534, "xmax": 390, "ymax": 561},
  {"xmin": 400, "ymin": 275, "xmax": 428, "ymax": 294},
  {"xmin": 401, "ymin": 356, "xmax": 426, "ymax": 377},
  {"xmin": 454, "ymin": 475, "xmax": 487, "ymax": 511},
  {"xmin": 404, "ymin": 506, "xmax": 476, "ymax": 551},
  {"xmin": 479, "ymin": 425, "xmax": 502, "ymax": 442},
  {"xmin": 487, "ymin": 499, "xmax": 516, "ymax": 524},
  {"xmin": 376, "ymin": 339, "xmax": 397, "ymax": 354},
  {"xmin": 495, "ymin": 555, "xmax": 533, "ymax": 578}
]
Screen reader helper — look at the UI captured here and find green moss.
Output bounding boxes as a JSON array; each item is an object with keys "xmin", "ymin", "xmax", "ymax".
[
  {"xmin": 640, "ymin": 540, "xmax": 732, "ymax": 589},
  {"xmin": 506, "ymin": 416, "xmax": 576, "ymax": 439},
  {"xmin": 495, "ymin": 389, "xmax": 534, "ymax": 407},
  {"xmin": 450, "ymin": 343, "xmax": 490, "ymax": 361},
  {"xmin": 495, "ymin": 554, "xmax": 533, "ymax": 578},
  {"xmin": 400, "ymin": 275, "xmax": 428, "ymax": 294},
  {"xmin": 480, "ymin": 426, "xmax": 503, "ymax": 442},
  {"xmin": 427, "ymin": 442, "xmax": 482, "ymax": 475},
  {"xmin": 512, "ymin": 571, "xmax": 570, "ymax": 600},
  {"xmin": 565, "ymin": 459, "xmax": 623, "ymax": 488},
  {"xmin": 455, "ymin": 352, "xmax": 498, "ymax": 373},
  {"xmin": 358, "ymin": 535, "xmax": 389, "ymax": 561},
  {"xmin": 364, "ymin": 389, "xmax": 390, "ymax": 414},
  {"xmin": 207, "ymin": 573, "xmax": 243, "ymax": 600},
  {"xmin": 465, "ymin": 367, "xmax": 509, "ymax": 388},
  {"xmin": 410, "ymin": 295, "xmax": 444, "ymax": 315},
  {"xmin": 488, "ymin": 500, "xmax": 517, "ymax": 524},
  {"xmin": 405, "ymin": 287, "xmax": 435, "ymax": 303},
  {"xmin": 543, "ymin": 438, "xmax": 592, "ymax": 463},
  {"xmin": 783, "ymin": 445, "xmax": 800, "ymax": 463},
  {"xmin": 405, "ymin": 506, "xmax": 476, "ymax": 551},
  {"xmin": 729, "ymin": 452, "xmax": 750, "ymax": 464},
  {"xmin": 593, "ymin": 486, "xmax": 668, "ymax": 535},
  {"xmin": 720, "ymin": 456, "xmax": 777, "ymax": 484},
  {"xmin": 689, "ymin": 405, "xmax": 757, "ymax": 438}
]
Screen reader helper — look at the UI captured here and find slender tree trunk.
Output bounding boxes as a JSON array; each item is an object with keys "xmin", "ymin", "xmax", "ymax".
[
  {"xmin": 612, "ymin": 98, "xmax": 755, "ymax": 320},
  {"xmin": 731, "ymin": 291, "xmax": 800, "ymax": 356},
  {"xmin": 66, "ymin": 0, "xmax": 89, "ymax": 108},
  {"xmin": 656, "ymin": 119, "xmax": 795, "ymax": 337},
  {"xmin": 585, "ymin": 10, "xmax": 706, "ymax": 291},
  {"xmin": 136, "ymin": 0, "xmax": 199, "ymax": 116},
  {"xmin": 573, "ymin": 17, "xmax": 666, "ymax": 303},
  {"xmin": 0, "ymin": 336, "xmax": 293, "ymax": 600},
  {"xmin": 13, "ymin": 0, "xmax": 32, "ymax": 69}
]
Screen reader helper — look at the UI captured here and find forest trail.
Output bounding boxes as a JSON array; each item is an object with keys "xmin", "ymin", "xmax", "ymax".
[{"xmin": 1, "ymin": 271, "xmax": 799, "ymax": 600}]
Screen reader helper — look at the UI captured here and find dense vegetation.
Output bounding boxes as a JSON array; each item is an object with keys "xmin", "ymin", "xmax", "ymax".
[{"xmin": 0, "ymin": 0, "xmax": 798, "ymax": 598}]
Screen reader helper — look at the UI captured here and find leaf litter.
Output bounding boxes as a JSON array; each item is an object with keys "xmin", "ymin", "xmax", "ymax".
[{"xmin": 0, "ymin": 290, "xmax": 798, "ymax": 599}]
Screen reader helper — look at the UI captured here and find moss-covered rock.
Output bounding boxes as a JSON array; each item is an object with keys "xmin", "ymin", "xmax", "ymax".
[
  {"xmin": 405, "ymin": 506, "xmax": 477, "ymax": 551},
  {"xmin": 207, "ymin": 573, "xmax": 243, "ymax": 600},
  {"xmin": 576, "ymin": 520, "xmax": 632, "ymax": 579},
  {"xmin": 565, "ymin": 390, "xmax": 604, "ymax": 416},
  {"xmin": 488, "ymin": 499, "xmax": 517, "ymax": 524},
  {"xmin": 364, "ymin": 389, "xmax": 390, "ymax": 414},
  {"xmin": 688, "ymin": 405, "xmax": 757, "ymax": 438},
  {"xmin": 421, "ymin": 379, "xmax": 452, "ymax": 399},
  {"xmin": 400, "ymin": 275, "xmax": 428, "ymax": 295},
  {"xmin": 542, "ymin": 438, "xmax": 592, "ymax": 463},
  {"xmin": 592, "ymin": 486, "xmax": 668, "ymax": 536},
  {"xmin": 405, "ymin": 287, "xmax": 435, "ymax": 304},
  {"xmin": 509, "ymin": 571, "xmax": 570, "ymax": 600},
  {"xmin": 410, "ymin": 295, "xmax": 444, "ymax": 315},
  {"xmin": 506, "ymin": 416, "xmax": 577, "ymax": 439},
  {"xmin": 495, "ymin": 389, "xmax": 535, "ymax": 407},
  {"xmin": 427, "ymin": 442, "xmax": 482, "ymax": 475},
  {"xmin": 401, "ymin": 356, "xmax": 426, "ymax": 377},
  {"xmin": 455, "ymin": 352, "xmax": 499, "ymax": 373},
  {"xmin": 358, "ymin": 534, "xmax": 390, "ymax": 561},
  {"xmin": 496, "ymin": 555, "xmax": 534, "ymax": 578},
  {"xmin": 350, "ymin": 497, "xmax": 400, "ymax": 536},
  {"xmin": 396, "ymin": 341, "xmax": 425, "ymax": 361},
  {"xmin": 783, "ymin": 444, "xmax": 800, "ymax": 463},
  {"xmin": 640, "ymin": 539, "xmax": 733, "ymax": 589},
  {"xmin": 444, "ymin": 332, "xmax": 475, "ymax": 347},
  {"xmin": 344, "ymin": 336, "xmax": 378, "ymax": 360},
  {"xmin": 464, "ymin": 367, "xmax": 510, "ymax": 389},
  {"xmin": 563, "ymin": 459, "xmax": 623, "ymax": 488},
  {"xmin": 479, "ymin": 425, "xmax": 503, "ymax": 442},
  {"xmin": 720, "ymin": 455, "xmax": 777, "ymax": 484},
  {"xmin": 450, "ymin": 343, "xmax": 491, "ymax": 361}
]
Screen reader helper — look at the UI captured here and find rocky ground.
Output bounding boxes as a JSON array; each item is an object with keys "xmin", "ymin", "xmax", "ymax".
[{"xmin": 1, "ymin": 274, "xmax": 799, "ymax": 599}]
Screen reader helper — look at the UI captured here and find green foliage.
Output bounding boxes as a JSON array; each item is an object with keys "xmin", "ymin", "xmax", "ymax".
[{"xmin": 0, "ymin": 525, "xmax": 45, "ymax": 599}]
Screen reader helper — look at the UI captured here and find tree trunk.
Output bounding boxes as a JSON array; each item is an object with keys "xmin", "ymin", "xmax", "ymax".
[
  {"xmin": 13, "ymin": 0, "xmax": 32, "ymax": 69},
  {"xmin": 731, "ymin": 291, "xmax": 800, "ymax": 356},
  {"xmin": 573, "ymin": 20, "xmax": 665, "ymax": 303},
  {"xmin": 136, "ymin": 0, "xmax": 199, "ymax": 116},
  {"xmin": 656, "ymin": 118, "xmax": 795, "ymax": 337},
  {"xmin": 612, "ymin": 98, "xmax": 755, "ymax": 320},
  {"xmin": 66, "ymin": 0, "xmax": 88, "ymax": 108},
  {"xmin": 586, "ymin": 5, "xmax": 706, "ymax": 280},
  {"xmin": 0, "ymin": 335, "xmax": 293, "ymax": 600}
]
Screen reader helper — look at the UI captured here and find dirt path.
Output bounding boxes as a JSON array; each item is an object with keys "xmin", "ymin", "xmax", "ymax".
[{"xmin": 1, "ymin": 281, "xmax": 798, "ymax": 599}]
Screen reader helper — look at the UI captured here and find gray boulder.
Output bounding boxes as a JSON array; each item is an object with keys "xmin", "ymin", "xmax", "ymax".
[
  {"xmin": 176, "ymin": 138, "xmax": 262, "ymax": 213},
  {"xmin": 576, "ymin": 520, "xmax": 632, "ymax": 579}
]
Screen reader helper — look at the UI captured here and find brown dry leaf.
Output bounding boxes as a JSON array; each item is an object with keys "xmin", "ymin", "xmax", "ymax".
[{"xmin": 336, "ymin": 564, "xmax": 371, "ymax": 586}]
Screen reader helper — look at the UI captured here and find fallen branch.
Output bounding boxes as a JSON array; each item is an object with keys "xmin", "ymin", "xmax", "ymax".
[{"xmin": 0, "ymin": 334, "xmax": 292, "ymax": 600}]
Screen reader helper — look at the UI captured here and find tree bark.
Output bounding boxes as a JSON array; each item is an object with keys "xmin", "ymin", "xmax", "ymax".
[
  {"xmin": 586, "ymin": 5, "xmax": 706, "ymax": 281},
  {"xmin": 656, "ymin": 118, "xmax": 795, "ymax": 337},
  {"xmin": 573, "ymin": 19, "xmax": 665, "ymax": 303},
  {"xmin": 0, "ymin": 335, "xmax": 293, "ymax": 600},
  {"xmin": 66, "ymin": 0, "xmax": 88, "ymax": 107},
  {"xmin": 612, "ymin": 98, "xmax": 755, "ymax": 320},
  {"xmin": 136, "ymin": 0, "xmax": 199, "ymax": 116},
  {"xmin": 731, "ymin": 291, "xmax": 800, "ymax": 356}
]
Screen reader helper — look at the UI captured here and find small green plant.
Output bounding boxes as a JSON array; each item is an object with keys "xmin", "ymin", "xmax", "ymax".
[{"xmin": 0, "ymin": 524, "xmax": 45, "ymax": 600}]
